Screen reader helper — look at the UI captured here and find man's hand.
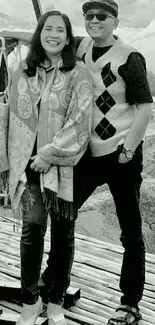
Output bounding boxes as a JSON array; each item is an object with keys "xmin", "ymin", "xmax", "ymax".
[
  {"xmin": 30, "ymin": 155, "xmax": 51, "ymax": 173},
  {"xmin": 118, "ymin": 152, "xmax": 132, "ymax": 164}
]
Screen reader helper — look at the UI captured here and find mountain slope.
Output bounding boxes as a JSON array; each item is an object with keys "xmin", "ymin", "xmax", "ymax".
[{"xmin": 0, "ymin": 12, "xmax": 35, "ymax": 30}]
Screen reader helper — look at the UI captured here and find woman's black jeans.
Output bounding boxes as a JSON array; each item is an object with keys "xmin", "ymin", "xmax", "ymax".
[{"xmin": 20, "ymin": 178, "xmax": 76, "ymax": 305}]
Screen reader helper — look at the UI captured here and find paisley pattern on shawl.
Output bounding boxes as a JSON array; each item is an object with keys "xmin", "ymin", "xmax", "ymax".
[
  {"xmin": 8, "ymin": 112, "xmax": 37, "ymax": 209},
  {"xmin": 8, "ymin": 59, "xmax": 94, "ymax": 212},
  {"xmin": 8, "ymin": 62, "xmax": 42, "ymax": 209}
]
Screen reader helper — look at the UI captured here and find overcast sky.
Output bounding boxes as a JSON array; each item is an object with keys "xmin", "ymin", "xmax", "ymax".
[{"xmin": 0, "ymin": 0, "xmax": 155, "ymax": 29}]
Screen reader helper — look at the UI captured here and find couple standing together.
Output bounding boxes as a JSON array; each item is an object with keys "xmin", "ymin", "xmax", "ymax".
[{"xmin": 1, "ymin": 0, "xmax": 153, "ymax": 324}]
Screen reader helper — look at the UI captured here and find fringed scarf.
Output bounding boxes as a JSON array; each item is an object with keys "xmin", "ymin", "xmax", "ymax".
[
  {"xmin": 8, "ymin": 59, "xmax": 93, "ymax": 221},
  {"xmin": 37, "ymin": 64, "xmax": 75, "ymax": 219}
]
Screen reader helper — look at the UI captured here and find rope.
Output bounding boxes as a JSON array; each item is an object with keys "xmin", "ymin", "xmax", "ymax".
[
  {"xmin": 12, "ymin": 44, "xmax": 22, "ymax": 64},
  {"xmin": 0, "ymin": 37, "xmax": 10, "ymax": 207},
  {"xmin": 0, "ymin": 38, "xmax": 24, "ymax": 230},
  {"xmin": 0, "ymin": 37, "xmax": 10, "ymax": 100}
]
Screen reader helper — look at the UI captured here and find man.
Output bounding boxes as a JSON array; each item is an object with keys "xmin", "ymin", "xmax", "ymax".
[
  {"xmin": 74, "ymin": 1, "xmax": 153, "ymax": 324},
  {"xmin": 0, "ymin": 1, "xmax": 153, "ymax": 324}
]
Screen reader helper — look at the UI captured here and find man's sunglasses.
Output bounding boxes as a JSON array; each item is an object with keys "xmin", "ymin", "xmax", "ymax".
[{"xmin": 84, "ymin": 13, "xmax": 114, "ymax": 21}]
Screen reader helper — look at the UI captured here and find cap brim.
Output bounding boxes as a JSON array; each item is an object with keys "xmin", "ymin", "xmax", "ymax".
[{"xmin": 82, "ymin": 1, "xmax": 117, "ymax": 17}]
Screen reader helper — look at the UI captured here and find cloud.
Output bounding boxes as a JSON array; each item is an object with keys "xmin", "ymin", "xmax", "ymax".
[
  {"xmin": 132, "ymin": 36, "xmax": 155, "ymax": 73},
  {"xmin": 115, "ymin": 26, "xmax": 141, "ymax": 44},
  {"xmin": 0, "ymin": 0, "xmax": 154, "ymax": 29},
  {"xmin": 0, "ymin": 0, "xmax": 36, "ymax": 21},
  {"xmin": 138, "ymin": 0, "xmax": 149, "ymax": 4},
  {"xmin": 117, "ymin": 0, "xmax": 155, "ymax": 28},
  {"xmin": 130, "ymin": 19, "xmax": 155, "ymax": 73},
  {"xmin": 131, "ymin": 19, "xmax": 155, "ymax": 41},
  {"xmin": 42, "ymin": 0, "xmax": 85, "ymax": 28}
]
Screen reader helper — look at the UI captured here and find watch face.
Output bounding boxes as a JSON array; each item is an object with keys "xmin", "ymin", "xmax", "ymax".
[{"xmin": 126, "ymin": 150, "xmax": 133, "ymax": 159}]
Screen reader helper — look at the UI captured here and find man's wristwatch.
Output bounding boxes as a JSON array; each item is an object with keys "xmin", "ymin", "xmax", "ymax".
[{"xmin": 122, "ymin": 146, "xmax": 134, "ymax": 160}]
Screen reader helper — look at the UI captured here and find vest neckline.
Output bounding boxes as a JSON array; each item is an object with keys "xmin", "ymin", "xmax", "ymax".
[{"xmin": 86, "ymin": 36, "xmax": 123, "ymax": 68}]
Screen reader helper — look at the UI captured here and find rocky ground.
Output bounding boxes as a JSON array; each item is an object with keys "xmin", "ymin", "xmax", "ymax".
[{"xmin": 76, "ymin": 177, "xmax": 155, "ymax": 253}]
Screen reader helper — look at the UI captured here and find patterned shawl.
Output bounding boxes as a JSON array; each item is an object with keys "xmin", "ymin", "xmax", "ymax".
[{"xmin": 8, "ymin": 59, "xmax": 93, "ymax": 218}]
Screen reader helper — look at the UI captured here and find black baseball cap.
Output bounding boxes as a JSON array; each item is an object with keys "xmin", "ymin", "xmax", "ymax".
[{"xmin": 82, "ymin": 0, "xmax": 118, "ymax": 18}]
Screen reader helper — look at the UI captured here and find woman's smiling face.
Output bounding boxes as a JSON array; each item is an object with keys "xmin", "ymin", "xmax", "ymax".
[{"xmin": 40, "ymin": 15, "xmax": 69, "ymax": 59}]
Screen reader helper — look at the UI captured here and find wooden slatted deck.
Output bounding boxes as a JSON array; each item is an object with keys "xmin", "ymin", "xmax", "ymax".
[{"xmin": 0, "ymin": 215, "xmax": 155, "ymax": 325}]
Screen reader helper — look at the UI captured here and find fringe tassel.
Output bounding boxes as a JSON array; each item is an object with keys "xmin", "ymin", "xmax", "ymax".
[
  {"xmin": 0, "ymin": 170, "xmax": 9, "ymax": 192},
  {"xmin": 42, "ymin": 188, "xmax": 77, "ymax": 221},
  {"xmin": 12, "ymin": 205, "xmax": 23, "ymax": 232},
  {"xmin": 12, "ymin": 185, "xmax": 77, "ymax": 231},
  {"xmin": 20, "ymin": 184, "xmax": 36, "ymax": 212},
  {"xmin": 0, "ymin": 170, "xmax": 9, "ymax": 206},
  {"xmin": 13, "ymin": 184, "xmax": 36, "ymax": 231}
]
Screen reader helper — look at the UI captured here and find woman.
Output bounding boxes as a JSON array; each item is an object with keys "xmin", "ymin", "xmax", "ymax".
[{"xmin": 7, "ymin": 10, "xmax": 93, "ymax": 325}]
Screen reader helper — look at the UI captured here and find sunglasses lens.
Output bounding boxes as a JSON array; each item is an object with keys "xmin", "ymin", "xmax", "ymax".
[
  {"xmin": 96, "ymin": 13, "xmax": 107, "ymax": 21},
  {"xmin": 85, "ymin": 14, "xmax": 94, "ymax": 21},
  {"xmin": 85, "ymin": 13, "xmax": 108, "ymax": 21}
]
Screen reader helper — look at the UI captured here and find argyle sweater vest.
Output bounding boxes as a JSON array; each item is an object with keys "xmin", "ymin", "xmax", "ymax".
[{"xmin": 76, "ymin": 36, "xmax": 137, "ymax": 156}]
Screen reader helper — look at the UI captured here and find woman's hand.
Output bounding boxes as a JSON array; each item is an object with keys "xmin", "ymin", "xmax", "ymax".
[{"xmin": 30, "ymin": 155, "xmax": 51, "ymax": 173}]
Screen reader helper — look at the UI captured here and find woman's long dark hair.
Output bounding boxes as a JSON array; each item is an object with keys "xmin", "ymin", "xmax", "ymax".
[{"xmin": 24, "ymin": 10, "xmax": 76, "ymax": 76}]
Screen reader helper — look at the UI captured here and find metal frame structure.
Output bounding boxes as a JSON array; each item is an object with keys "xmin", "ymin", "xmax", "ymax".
[{"xmin": 31, "ymin": 0, "xmax": 43, "ymax": 20}]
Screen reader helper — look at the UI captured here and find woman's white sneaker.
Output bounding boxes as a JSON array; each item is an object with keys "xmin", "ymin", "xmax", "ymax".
[
  {"xmin": 16, "ymin": 296, "xmax": 43, "ymax": 325},
  {"xmin": 47, "ymin": 303, "xmax": 67, "ymax": 325}
]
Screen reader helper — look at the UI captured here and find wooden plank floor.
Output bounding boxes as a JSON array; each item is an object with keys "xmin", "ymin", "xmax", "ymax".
[{"xmin": 0, "ymin": 215, "xmax": 155, "ymax": 324}]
